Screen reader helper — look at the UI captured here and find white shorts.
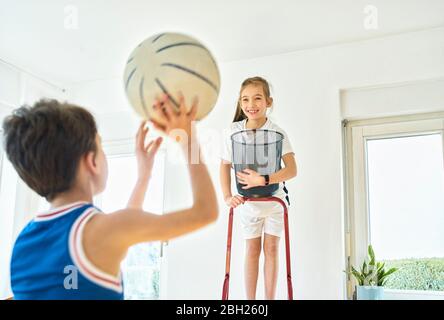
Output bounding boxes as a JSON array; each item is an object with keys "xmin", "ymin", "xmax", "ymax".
[{"xmin": 238, "ymin": 195, "xmax": 287, "ymax": 239}]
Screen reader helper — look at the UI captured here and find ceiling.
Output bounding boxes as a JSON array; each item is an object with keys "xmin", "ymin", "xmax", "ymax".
[{"xmin": 1, "ymin": 0, "xmax": 443, "ymax": 86}]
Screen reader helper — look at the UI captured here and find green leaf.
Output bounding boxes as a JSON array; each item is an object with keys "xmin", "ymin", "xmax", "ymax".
[
  {"xmin": 348, "ymin": 247, "xmax": 401, "ymax": 287},
  {"xmin": 378, "ymin": 268, "xmax": 398, "ymax": 286},
  {"xmin": 377, "ymin": 262, "xmax": 385, "ymax": 272},
  {"xmin": 362, "ymin": 261, "xmax": 368, "ymax": 274},
  {"xmin": 368, "ymin": 245, "xmax": 376, "ymax": 266},
  {"xmin": 351, "ymin": 266, "xmax": 364, "ymax": 285},
  {"xmin": 384, "ymin": 267, "xmax": 398, "ymax": 277}
]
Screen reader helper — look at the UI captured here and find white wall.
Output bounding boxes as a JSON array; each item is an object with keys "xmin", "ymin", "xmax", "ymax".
[
  {"xmin": 341, "ymin": 77, "xmax": 444, "ymax": 119},
  {"xmin": 163, "ymin": 27, "xmax": 444, "ymax": 300},
  {"xmin": 0, "ymin": 61, "xmax": 67, "ymax": 299},
  {"xmin": 67, "ymin": 27, "xmax": 444, "ymax": 300}
]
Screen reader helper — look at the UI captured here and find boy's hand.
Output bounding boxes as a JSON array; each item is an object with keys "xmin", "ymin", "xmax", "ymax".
[
  {"xmin": 224, "ymin": 195, "xmax": 245, "ymax": 208},
  {"xmin": 150, "ymin": 93, "xmax": 198, "ymax": 140},
  {"xmin": 236, "ymin": 169, "xmax": 266, "ymax": 189},
  {"xmin": 135, "ymin": 121, "xmax": 163, "ymax": 182}
]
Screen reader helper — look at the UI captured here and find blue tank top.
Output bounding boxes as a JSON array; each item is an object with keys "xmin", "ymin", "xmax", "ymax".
[{"xmin": 11, "ymin": 202, "xmax": 124, "ymax": 300}]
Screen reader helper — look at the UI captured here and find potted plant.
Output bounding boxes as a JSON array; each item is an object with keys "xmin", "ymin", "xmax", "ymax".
[{"xmin": 345, "ymin": 245, "xmax": 398, "ymax": 300}]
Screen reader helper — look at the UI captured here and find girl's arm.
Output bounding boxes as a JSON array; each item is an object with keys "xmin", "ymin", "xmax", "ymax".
[
  {"xmin": 269, "ymin": 153, "xmax": 297, "ymax": 184},
  {"xmin": 236, "ymin": 153, "xmax": 297, "ymax": 189},
  {"xmin": 220, "ymin": 160, "xmax": 245, "ymax": 207},
  {"xmin": 220, "ymin": 160, "xmax": 232, "ymax": 200}
]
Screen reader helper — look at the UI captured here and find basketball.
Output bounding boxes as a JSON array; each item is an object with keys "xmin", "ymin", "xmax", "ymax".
[{"xmin": 123, "ymin": 32, "xmax": 220, "ymax": 124}]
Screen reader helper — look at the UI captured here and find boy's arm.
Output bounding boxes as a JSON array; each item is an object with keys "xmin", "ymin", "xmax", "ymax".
[
  {"xmin": 126, "ymin": 179, "xmax": 148, "ymax": 209},
  {"xmin": 127, "ymin": 122, "xmax": 162, "ymax": 209},
  {"xmin": 104, "ymin": 149, "xmax": 217, "ymax": 245},
  {"xmin": 95, "ymin": 94, "xmax": 218, "ymax": 248}
]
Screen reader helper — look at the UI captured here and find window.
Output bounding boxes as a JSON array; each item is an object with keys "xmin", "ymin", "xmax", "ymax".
[
  {"xmin": 345, "ymin": 115, "xmax": 444, "ymax": 299},
  {"xmin": 0, "ymin": 62, "xmax": 68, "ymax": 299},
  {"xmin": 97, "ymin": 152, "xmax": 166, "ymax": 300},
  {"xmin": 0, "ymin": 142, "xmax": 19, "ymax": 298}
]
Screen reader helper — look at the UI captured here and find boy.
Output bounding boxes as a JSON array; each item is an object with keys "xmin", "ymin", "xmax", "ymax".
[{"xmin": 2, "ymin": 94, "xmax": 218, "ymax": 299}]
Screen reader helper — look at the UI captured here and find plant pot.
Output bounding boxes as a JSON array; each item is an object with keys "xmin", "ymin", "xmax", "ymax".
[{"xmin": 356, "ymin": 286, "xmax": 384, "ymax": 300}]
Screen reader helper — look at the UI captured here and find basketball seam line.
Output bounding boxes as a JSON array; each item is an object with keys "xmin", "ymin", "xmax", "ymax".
[
  {"xmin": 161, "ymin": 63, "xmax": 219, "ymax": 92},
  {"xmin": 156, "ymin": 41, "xmax": 219, "ymax": 74},
  {"xmin": 152, "ymin": 33, "xmax": 165, "ymax": 43},
  {"xmin": 155, "ymin": 78, "xmax": 180, "ymax": 109},
  {"xmin": 125, "ymin": 67, "xmax": 137, "ymax": 91},
  {"xmin": 155, "ymin": 41, "xmax": 219, "ymax": 75},
  {"xmin": 139, "ymin": 77, "xmax": 149, "ymax": 118},
  {"xmin": 155, "ymin": 42, "xmax": 206, "ymax": 53}
]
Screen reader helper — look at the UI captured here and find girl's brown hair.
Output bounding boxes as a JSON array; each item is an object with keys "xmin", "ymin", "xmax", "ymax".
[{"xmin": 232, "ymin": 76, "xmax": 272, "ymax": 122}]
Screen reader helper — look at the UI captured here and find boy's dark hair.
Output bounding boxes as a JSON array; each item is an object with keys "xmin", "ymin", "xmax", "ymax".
[{"xmin": 2, "ymin": 99, "xmax": 98, "ymax": 201}]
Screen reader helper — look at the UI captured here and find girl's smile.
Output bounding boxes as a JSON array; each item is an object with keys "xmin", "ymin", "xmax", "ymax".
[{"xmin": 240, "ymin": 84, "xmax": 272, "ymax": 120}]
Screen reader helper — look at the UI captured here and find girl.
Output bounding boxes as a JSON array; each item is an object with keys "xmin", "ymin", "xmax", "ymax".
[{"xmin": 220, "ymin": 76, "xmax": 297, "ymax": 300}]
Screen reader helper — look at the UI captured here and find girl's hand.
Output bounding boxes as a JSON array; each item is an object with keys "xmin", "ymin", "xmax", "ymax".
[
  {"xmin": 236, "ymin": 169, "xmax": 266, "ymax": 189},
  {"xmin": 135, "ymin": 121, "xmax": 163, "ymax": 182},
  {"xmin": 225, "ymin": 195, "xmax": 245, "ymax": 208}
]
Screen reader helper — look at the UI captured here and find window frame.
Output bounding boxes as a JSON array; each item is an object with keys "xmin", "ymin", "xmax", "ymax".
[
  {"xmin": 344, "ymin": 112, "xmax": 444, "ymax": 300},
  {"xmin": 99, "ymin": 137, "xmax": 168, "ymax": 300}
]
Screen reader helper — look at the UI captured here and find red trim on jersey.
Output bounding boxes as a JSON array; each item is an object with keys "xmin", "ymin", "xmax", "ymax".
[
  {"xmin": 72, "ymin": 209, "xmax": 121, "ymax": 288},
  {"xmin": 37, "ymin": 202, "xmax": 87, "ymax": 219}
]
